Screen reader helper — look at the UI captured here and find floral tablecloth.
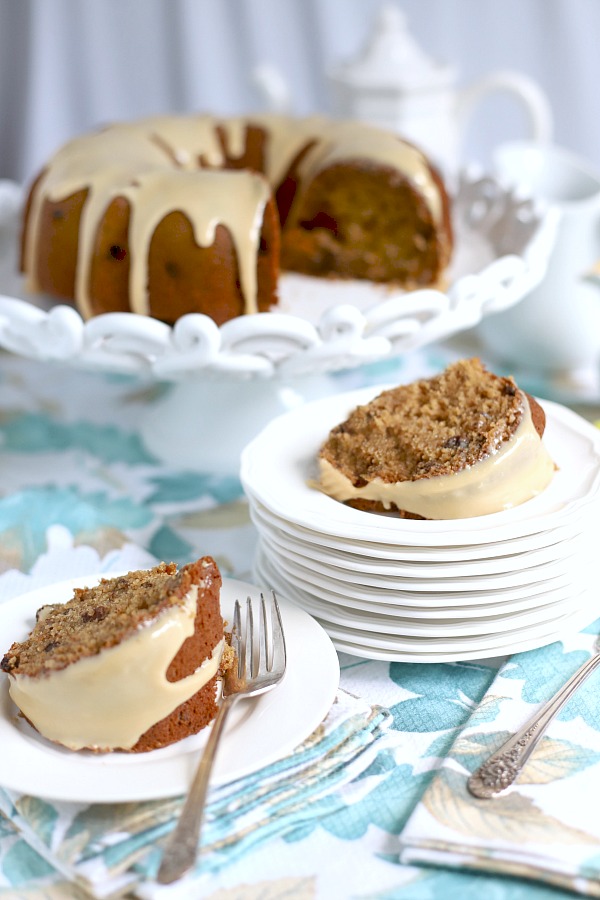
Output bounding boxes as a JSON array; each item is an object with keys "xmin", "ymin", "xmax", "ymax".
[{"xmin": 1, "ymin": 346, "xmax": 600, "ymax": 900}]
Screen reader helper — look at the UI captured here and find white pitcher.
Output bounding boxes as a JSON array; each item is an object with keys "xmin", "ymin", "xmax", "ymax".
[
  {"xmin": 326, "ymin": 4, "xmax": 553, "ymax": 176},
  {"xmin": 478, "ymin": 140, "xmax": 600, "ymax": 374}
]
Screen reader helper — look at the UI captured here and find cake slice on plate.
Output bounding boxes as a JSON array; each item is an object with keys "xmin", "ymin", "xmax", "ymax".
[
  {"xmin": 318, "ymin": 358, "xmax": 555, "ymax": 519},
  {"xmin": 1, "ymin": 558, "xmax": 230, "ymax": 752}
]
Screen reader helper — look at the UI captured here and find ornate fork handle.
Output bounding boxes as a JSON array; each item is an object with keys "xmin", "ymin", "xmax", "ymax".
[
  {"xmin": 156, "ymin": 694, "xmax": 238, "ymax": 884},
  {"xmin": 468, "ymin": 650, "xmax": 600, "ymax": 799},
  {"xmin": 157, "ymin": 592, "xmax": 286, "ymax": 885}
]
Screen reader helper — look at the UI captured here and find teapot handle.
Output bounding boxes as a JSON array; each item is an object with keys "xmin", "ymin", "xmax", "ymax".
[{"xmin": 457, "ymin": 70, "xmax": 553, "ymax": 146}]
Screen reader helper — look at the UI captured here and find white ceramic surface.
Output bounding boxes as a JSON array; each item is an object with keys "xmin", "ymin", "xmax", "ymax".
[
  {"xmin": 0, "ymin": 576, "xmax": 339, "ymax": 803},
  {"xmin": 264, "ymin": 572, "xmax": 583, "ymax": 621},
  {"xmin": 258, "ymin": 533, "xmax": 586, "ymax": 595},
  {"xmin": 248, "ymin": 497, "xmax": 583, "ymax": 561},
  {"xmin": 254, "ymin": 544, "xmax": 577, "ymax": 610},
  {"xmin": 326, "ymin": 5, "xmax": 553, "ymax": 175},
  {"xmin": 326, "ymin": 598, "xmax": 597, "ymax": 663},
  {"xmin": 318, "ymin": 601, "xmax": 596, "ymax": 653},
  {"xmin": 254, "ymin": 513, "xmax": 582, "ymax": 577},
  {"xmin": 480, "ymin": 140, "xmax": 600, "ymax": 374},
  {"xmin": 254, "ymin": 551, "xmax": 597, "ymax": 663},
  {"xmin": 267, "ymin": 577, "xmax": 589, "ymax": 638}
]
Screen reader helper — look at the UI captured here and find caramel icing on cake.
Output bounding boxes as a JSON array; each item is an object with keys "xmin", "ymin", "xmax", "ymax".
[
  {"xmin": 318, "ymin": 359, "xmax": 555, "ymax": 520},
  {"xmin": 22, "ymin": 114, "xmax": 445, "ymax": 321},
  {"xmin": 319, "ymin": 395, "xmax": 555, "ymax": 519},
  {"xmin": 8, "ymin": 585, "xmax": 224, "ymax": 751}
]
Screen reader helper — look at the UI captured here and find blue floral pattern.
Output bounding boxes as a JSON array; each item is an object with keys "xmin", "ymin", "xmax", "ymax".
[{"xmin": 1, "ymin": 350, "xmax": 599, "ymax": 899}]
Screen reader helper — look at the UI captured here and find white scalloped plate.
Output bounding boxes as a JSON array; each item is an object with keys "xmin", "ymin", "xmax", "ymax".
[
  {"xmin": 241, "ymin": 394, "xmax": 600, "ymax": 544},
  {"xmin": 257, "ymin": 532, "xmax": 589, "ymax": 594},
  {"xmin": 317, "ymin": 602, "xmax": 596, "ymax": 654},
  {"xmin": 253, "ymin": 550, "xmax": 598, "ymax": 662},
  {"xmin": 257, "ymin": 550, "xmax": 575, "ymax": 609},
  {"xmin": 247, "ymin": 497, "xmax": 582, "ymax": 561},
  {"xmin": 255, "ymin": 562, "xmax": 581, "ymax": 620},
  {"xmin": 252, "ymin": 509, "xmax": 583, "ymax": 577},
  {"xmin": 0, "ymin": 171, "xmax": 554, "ymax": 380},
  {"xmin": 326, "ymin": 600, "xmax": 597, "ymax": 662},
  {"xmin": 256, "ymin": 557, "xmax": 589, "ymax": 637}
]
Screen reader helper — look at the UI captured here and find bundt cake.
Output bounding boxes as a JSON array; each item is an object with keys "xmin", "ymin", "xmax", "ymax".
[
  {"xmin": 1, "ymin": 558, "xmax": 229, "ymax": 753},
  {"xmin": 318, "ymin": 358, "xmax": 555, "ymax": 519},
  {"xmin": 20, "ymin": 114, "xmax": 453, "ymax": 326}
]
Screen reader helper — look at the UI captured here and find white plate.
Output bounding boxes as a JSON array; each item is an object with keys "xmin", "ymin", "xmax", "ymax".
[
  {"xmin": 255, "ymin": 553, "xmax": 586, "ymax": 636},
  {"xmin": 241, "ymin": 393, "xmax": 600, "ymax": 544},
  {"xmin": 255, "ymin": 514, "xmax": 583, "ymax": 577},
  {"xmin": 258, "ymin": 532, "xmax": 587, "ymax": 593},
  {"xmin": 0, "ymin": 172, "xmax": 553, "ymax": 380},
  {"xmin": 248, "ymin": 496, "xmax": 583, "ymax": 561},
  {"xmin": 254, "ymin": 549, "xmax": 588, "ymax": 632},
  {"xmin": 0, "ymin": 575, "xmax": 339, "ymax": 803},
  {"xmin": 254, "ymin": 544, "xmax": 586, "ymax": 614},
  {"xmin": 328, "ymin": 604, "xmax": 597, "ymax": 663},
  {"xmin": 281, "ymin": 584, "xmax": 588, "ymax": 637},
  {"xmin": 256, "ymin": 544, "xmax": 590, "ymax": 618},
  {"xmin": 292, "ymin": 578, "xmax": 584, "ymax": 620},
  {"xmin": 317, "ymin": 601, "xmax": 595, "ymax": 652},
  {"xmin": 254, "ymin": 554, "xmax": 598, "ymax": 662},
  {"xmin": 255, "ymin": 543, "xmax": 578, "ymax": 609}
]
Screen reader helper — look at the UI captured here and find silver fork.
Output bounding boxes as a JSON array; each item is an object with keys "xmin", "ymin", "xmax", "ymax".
[
  {"xmin": 156, "ymin": 591, "xmax": 287, "ymax": 885},
  {"xmin": 468, "ymin": 633, "xmax": 600, "ymax": 799}
]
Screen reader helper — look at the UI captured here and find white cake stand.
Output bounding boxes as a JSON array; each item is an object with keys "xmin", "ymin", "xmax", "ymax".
[{"xmin": 0, "ymin": 173, "xmax": 556, "ymax": 472}]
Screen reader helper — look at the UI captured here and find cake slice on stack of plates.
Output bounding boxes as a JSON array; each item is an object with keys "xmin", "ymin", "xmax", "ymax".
[{"xmin": 241, "ymin": 360, "xmax": 600, "ymax": 663}]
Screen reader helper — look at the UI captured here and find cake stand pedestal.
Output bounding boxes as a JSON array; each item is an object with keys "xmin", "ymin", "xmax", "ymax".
[{"xmin": 137, "ymin": 372, "xmax": 339, "ymax": 475}]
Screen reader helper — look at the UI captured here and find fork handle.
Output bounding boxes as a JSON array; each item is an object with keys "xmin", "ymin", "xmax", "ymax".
[
  {"xmin": 467, "ymin": 652, "xmax": 600, "ymax": 799},
  {"xmin": 156, "ymin": 694, "xmax": 237, "ymax": 884}
]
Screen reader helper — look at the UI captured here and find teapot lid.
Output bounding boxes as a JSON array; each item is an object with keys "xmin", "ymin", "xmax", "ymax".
[{"xmin": 329, "ymin": 3, "xmax": 455, "ymax": 90}]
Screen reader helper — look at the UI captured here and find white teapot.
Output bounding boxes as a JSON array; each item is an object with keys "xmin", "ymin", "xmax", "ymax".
[
  {"xmin": 478, "ymin": 140, "xmax": 600, "ymax": 377},
  {"xmin": 327, "ymin": 4, "xmax": 553, "ymax": 176}
]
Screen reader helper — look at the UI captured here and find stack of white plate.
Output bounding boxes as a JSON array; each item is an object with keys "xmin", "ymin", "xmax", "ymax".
[{"xmin": 241, "ymin": 385, "xmax": 600, "ymax": 662}]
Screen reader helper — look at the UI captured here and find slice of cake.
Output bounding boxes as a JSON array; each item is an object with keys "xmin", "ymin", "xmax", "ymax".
[
  {"xmin": 318, "ymin": 358, "xmax": 555, "ymax": 519},
  {"xmin": 1, "ymin": 558, "xmax": 227, "ymax": 753}
]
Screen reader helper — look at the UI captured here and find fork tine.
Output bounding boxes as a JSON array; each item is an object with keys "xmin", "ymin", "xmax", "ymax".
[
  {"xmin": 232, "ymin": 592, "xmax": 285, "ymax": 680},
  {"xmin": 259, "ymin": 593, "xmax": 269, "ymax": 673},
  {"xmin": 232, "ymin": 599, "xmax": 242, "ymax": 678},
  {"xmin": 270, "ymin": 591, "xmax": 286, "ymax": 674},
  {"xmin": 245, "ymin": 596, "xmax": 255, "ymax": 680}
]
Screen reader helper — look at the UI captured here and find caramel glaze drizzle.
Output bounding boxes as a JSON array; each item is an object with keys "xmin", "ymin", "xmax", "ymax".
[{"xmin": 22, "ymin": 114, "xmax": 441, "ymax": 319}]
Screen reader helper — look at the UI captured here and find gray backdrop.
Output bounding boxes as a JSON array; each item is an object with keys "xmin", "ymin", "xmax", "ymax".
[{"xmin": 1, "ymin": 0, "xmax": 599, "ymax": 185}]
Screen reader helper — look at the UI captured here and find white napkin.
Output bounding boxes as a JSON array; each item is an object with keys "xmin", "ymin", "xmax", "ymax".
[
  {"xmin": 399, "ymin": 618, "xmax": 600, "ymax": 896},
  {"xmin": 0, "ymin": 692, "xmax": 395, "ymax": 899}
]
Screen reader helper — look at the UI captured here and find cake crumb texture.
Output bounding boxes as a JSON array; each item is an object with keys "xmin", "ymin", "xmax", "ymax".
[
  {"xmin": 320, "ymin": 358, "xmax": 544, "ymax": 485},
  {"xmin": 1, "ymin": 559, "xmax": 220, "ymax": 678}
]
